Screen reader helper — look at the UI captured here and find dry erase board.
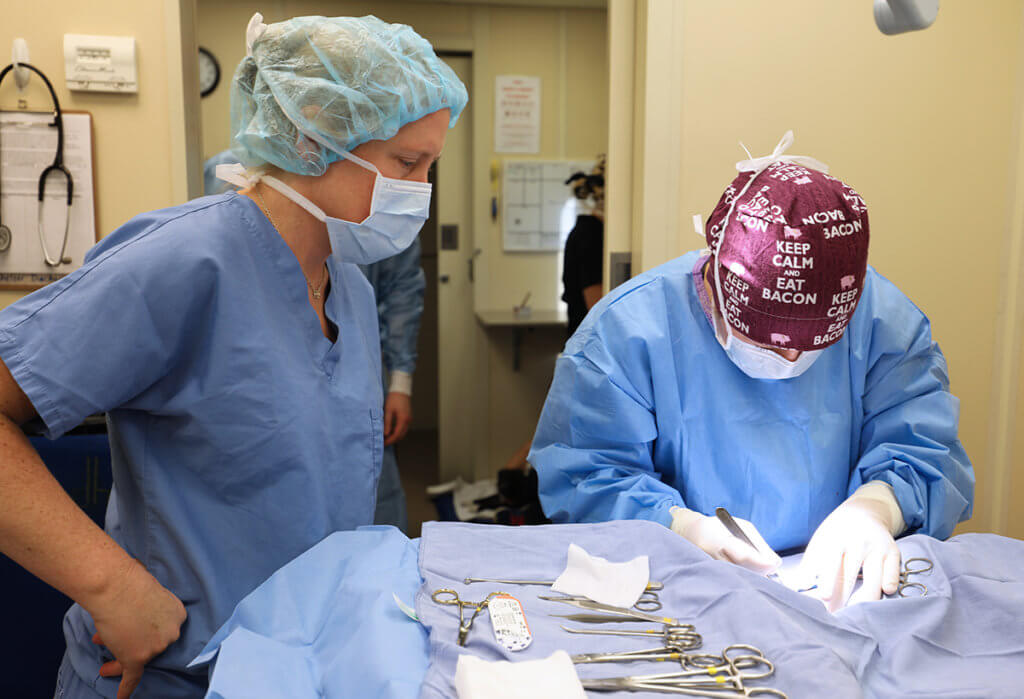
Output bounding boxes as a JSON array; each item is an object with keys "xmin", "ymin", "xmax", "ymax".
[
  {"xmin": 0, "ymin": 111, "xmax": 97, "ymax": 289},
  {"xmin": 502, "ymin": 159, "xmax": 593, "ymax": 252}
]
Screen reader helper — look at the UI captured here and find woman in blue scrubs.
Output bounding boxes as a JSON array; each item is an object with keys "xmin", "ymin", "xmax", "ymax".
[
  {"xmin": 529, "ymin": 134, "xmax": 974, "ymax": 613},
  {"xmin": 0, "ymin": 14, "xmax": 466, "ymax": 699}
]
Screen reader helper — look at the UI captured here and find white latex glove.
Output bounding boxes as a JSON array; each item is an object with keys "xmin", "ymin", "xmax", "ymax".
[
  {"xmin": 670, "ymin": 506, "xmax": 781, "ymax": 574},
  {"xmin": 797, "ymin": 482, "xmax": 907, "ymax": 612}
]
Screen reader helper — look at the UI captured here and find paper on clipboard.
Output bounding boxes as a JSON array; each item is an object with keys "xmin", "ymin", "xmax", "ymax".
[{"xmin": 0, "ymin": 111, "xmax": 96, "ymax": 288}]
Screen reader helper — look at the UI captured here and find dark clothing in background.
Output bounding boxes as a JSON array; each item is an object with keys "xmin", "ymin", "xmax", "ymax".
[{"xmin": 562, "ymin": 214, "xmax": 604, "ymax": 336}]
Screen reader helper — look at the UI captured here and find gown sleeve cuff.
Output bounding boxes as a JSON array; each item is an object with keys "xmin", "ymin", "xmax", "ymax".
[
  {"xmin": 388, "ymin": 370, "xmax": 413, "ymax": 396},
  {"xmin": 850, "ymin": 481, "xmax": 907, "ymax": 537}
]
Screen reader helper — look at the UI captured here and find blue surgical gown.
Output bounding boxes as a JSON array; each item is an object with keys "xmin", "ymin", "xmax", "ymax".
[
  {"xmin": 0, "ymin": 192, "xmax": 383, "ymax": 697},
  {"xmin": 204, "ymin": 149, "xmax": 424, "ymax": 532},
  {"xmin": 529, "ymin": 251, "xmax": 974, "ymax": 552}
]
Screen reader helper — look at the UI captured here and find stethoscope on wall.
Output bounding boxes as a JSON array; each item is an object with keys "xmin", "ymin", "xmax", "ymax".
[{"xmin": 0, "ymin": 61, "xmax": 73, "ymax": 266}]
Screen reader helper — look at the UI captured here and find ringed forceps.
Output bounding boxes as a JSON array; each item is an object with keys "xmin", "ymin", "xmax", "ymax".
[
  {"xmin": 561, "ymin": 623, "xmax": 703, "ymax": 651},
  {"xmin": 464, "ymin": 576, "xmax": 663, "ymax": 611},
  {"xmin": 580, "ymin": 645, "xmax": 787, "ymax": 697},
  {"xmin": 431, "ymin": 588, "xmax": 504, "ymax": 646},
  {"xmin": 894, "ymin": 557, "xmax": 933, "ymax": 597},
  {"xmin": 572, "ymin": 643, "xmax": 766, "ymax": 669}
]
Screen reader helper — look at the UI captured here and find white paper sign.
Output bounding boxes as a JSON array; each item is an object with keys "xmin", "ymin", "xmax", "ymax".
[{"xmin": 495, "ymin": 75, "xmax": 541, "ymax": 154}]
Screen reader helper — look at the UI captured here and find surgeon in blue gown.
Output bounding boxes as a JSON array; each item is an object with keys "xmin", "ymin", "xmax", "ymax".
[
  {"xmin": 205, "ymin": 149, "xmax": 425, "ymax": 534},
  {"xmin": 0, "ymin": 13, "xmax": 466, "ymax": 699},
  {"xmin": 529, "ymin": 133, "xmax": 974, "ymax": 612}
]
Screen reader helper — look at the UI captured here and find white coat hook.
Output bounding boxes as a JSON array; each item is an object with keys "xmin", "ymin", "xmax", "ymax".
[{"xmin": 12, "ymin": 38, "xmax": 31, "ymax": 90}]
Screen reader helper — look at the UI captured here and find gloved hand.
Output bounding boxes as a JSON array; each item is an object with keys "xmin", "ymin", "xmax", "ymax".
[
  {"xmin": 797, "ymin": 482, "xmax": 906, "ymax": 612},
  {"xmin": 669, "ymin": 506, "xmax": 781, "ymax": 574}
]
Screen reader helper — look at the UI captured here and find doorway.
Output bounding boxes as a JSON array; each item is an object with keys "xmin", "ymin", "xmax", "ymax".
[{"xmin": 400, "ymin": 53, "xmax": 474, "ymax": 536}]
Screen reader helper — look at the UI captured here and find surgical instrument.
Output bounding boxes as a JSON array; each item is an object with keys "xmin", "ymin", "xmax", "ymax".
[
  {"xmin": 572, "ymin": 643, "xmax": 765, "ymax": 669},
  {"xmin": 572, "ymin": 646, "xmax": 717, "ymax": 665},
  {"xmin": 560, "ymin": 623, "xmax": 702, "ymax": 651},
  {"xmin": 431, "ymin": 588, "xmax": 504, "ymax": 647},
  {"xmin": 796, "ymin": 556, "xmax": 934, "ymax": 597},
  {"xmin": 895, "ymin": 557, "xmax": 933, "ymax": 597},
  {"xmin": 540, "ymin": 594, "xmax": 680, "ymax": 624},
  {"xmin": 463, "ymin": 576, "xmax": 664, "ymax": 592},
  {"xmin": 579, "ymin": 646, "xmax": 787, "ymax": 697},
  {"xmin": 464, "ymin": 576, "xmax": 663, "ymax": 610}
]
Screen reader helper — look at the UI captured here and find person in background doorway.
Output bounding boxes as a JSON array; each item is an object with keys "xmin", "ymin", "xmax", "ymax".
[
  {"xmin": 562, "ymin": 155, "xmax": 606, "ymax": 336},
  {"xmin": 204, "ymin": 150, "xmax": 426, "ymax": 533},
  {"xmin": 530, "ymin": 132, "xmax": 974, "ymax": 612},
  {"xmin": 500, "ymin": 157, "xmax": 609, "ymax": 478}
]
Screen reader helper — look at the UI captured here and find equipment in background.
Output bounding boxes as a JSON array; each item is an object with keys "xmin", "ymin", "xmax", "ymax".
[
  {"xmin": 0, "ymin": 62, "xmax": 73, "ymax": 267},
  {"xmin": 427, "ymin": 467, "xmax": 550, "ymax": 526},
  {"xmin": 874, "ymin": 0, "xmax": 938, "ymax": 35}
]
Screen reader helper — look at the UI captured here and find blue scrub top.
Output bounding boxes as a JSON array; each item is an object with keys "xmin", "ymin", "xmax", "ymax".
[
  {"xmin": 529, "ymin": 251, "xmax": 974, "ymax": 552},
  {"xmin": 0, "ymin": 193, "xmax": 383, "ymax": 696}
]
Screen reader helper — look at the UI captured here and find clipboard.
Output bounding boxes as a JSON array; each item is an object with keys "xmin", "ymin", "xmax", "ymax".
[{"xmin": 0, "ymin": 109, "xmax": 99, "ymax": 290}]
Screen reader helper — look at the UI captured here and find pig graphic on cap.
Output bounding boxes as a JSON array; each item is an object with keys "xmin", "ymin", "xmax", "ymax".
[
  {"xmin": 840, "ymin": 275, "xmax": 856, "ymax": 290},
  {"xmin": 783, "ymin": 226, "xmax": 802, "ymax": 240},
  {"xmin": 771, "ymin": 333, "xmax": 791, "ymax": 346}
]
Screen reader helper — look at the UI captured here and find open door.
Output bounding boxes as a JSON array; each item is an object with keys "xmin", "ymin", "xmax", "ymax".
[{"xmin": 435, "ymin": 55, "xmax": 477, "ymax": 482}]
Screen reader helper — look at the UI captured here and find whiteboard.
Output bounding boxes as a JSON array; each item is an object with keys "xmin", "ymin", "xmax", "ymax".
[
  {"xmin": 0, "ymin": 111, "xmax": 97, "ymax": 289},
  {"xmin": 502, "ymin": 159, "xmax": 593, "ymax": 252}
]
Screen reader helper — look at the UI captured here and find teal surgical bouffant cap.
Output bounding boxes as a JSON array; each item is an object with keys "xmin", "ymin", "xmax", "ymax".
[{"xmin": 230, "ymin": 13, "xmax": 469, "ymax": 175}]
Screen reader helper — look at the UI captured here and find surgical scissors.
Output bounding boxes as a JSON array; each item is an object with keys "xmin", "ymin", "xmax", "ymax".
[
  {"xmin": 896, "ymin": 557, "xmax": 933, "ymax": 597},
  {"xmin": 431, "ymin": 588, "xmax": 504, "ymax": 646},
  {"xmin": 580, "ymin": 645, "xmax": 787, "ymax": 697},
  {"xmin": 561, "ymin": 623, "xmax": 703, "ymax": 652},
  {"xmin": 465, "ymin": 576, "xmax": 663, "ymax": 611},
  {"xmin": 540, "ymin": 594, "xmax": 680, "ymax": 623}
]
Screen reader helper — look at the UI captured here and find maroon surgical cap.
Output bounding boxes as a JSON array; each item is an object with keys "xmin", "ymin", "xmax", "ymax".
[{"xmin": 705, "ymin": 160, "xmax": 870, "ymax": 352}]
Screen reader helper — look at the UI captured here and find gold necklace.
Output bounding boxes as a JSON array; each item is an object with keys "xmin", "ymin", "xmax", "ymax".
[{"xmin": 253, "ymin": 187, "xmax": 328, "ymax": 299}]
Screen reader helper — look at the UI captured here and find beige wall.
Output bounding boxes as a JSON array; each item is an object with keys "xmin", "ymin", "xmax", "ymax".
[
  {"xmin": 1, "ymin": 0, "xmax": 199, "ymax": 309},
  {"xmin": 473, "ymin": 5, "xmax": 608, "ymax": 469},
  {"xmin": 619, "ymin": 1, "xmax": 1024, "ymax": 535},
  {"xmin": 1012, "ymin": 341, "xmax": 1024, "ymax": 538}
]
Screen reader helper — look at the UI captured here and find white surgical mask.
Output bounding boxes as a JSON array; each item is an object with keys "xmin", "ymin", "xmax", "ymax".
[
  {"xmin": 723, "ymin": 338, "xmax": 822, "ymax": 380},
  {"xmin": 217, "ymin": 149, "xmax": 431, "ymax": 265}
]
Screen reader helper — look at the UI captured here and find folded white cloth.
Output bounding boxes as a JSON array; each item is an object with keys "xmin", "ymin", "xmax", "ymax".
[
  {"xmin": 551, "ymin": 542, "xmax": 649, "ymax": 609},
  {"xmin": 454, "ymin": 650, "xmax": 586, "ymax": 699}
]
